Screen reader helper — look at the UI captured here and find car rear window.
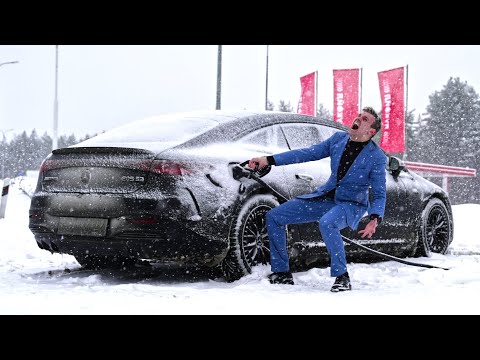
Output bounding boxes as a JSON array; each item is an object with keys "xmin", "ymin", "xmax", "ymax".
[{"xmin": 74, "ymin": 114, "xmax": 219, "ymax": 146}]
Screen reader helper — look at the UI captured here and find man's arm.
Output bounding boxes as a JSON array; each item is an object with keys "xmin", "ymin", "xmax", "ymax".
[
  {"xmin": 248, "ymin": 131, "xmax": 342, "ymax": 169},
  {"xmin": 269, "ymin": 132, "xmax": 341, "ymax": 167},
  {"xmin": 369, "ymin": 154, "xmax": 388, "ymax": 218}
]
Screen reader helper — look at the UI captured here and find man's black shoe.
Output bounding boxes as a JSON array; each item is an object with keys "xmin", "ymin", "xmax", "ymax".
[
  {"xmin": 330, "ymin": 272, "xmax": 352, "ymax": 292},
  {"xmin": 268, "ymin": 271, "xmax": 294, "ymax": 285}
]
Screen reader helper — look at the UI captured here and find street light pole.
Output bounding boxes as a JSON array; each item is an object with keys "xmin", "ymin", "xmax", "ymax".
[
  {"xmin": 216, "ymin": 45, "xmax": 222, "ymax": 110},
  {"xmin": 53, "ymin": 45, "xmax": 59, "ymax": 151},
  {"xmin": 0, "ymin": 60, "xmax": 19, "ymax": 179},
  {"xmin": 265, "ymin": 45, "xmax": 269, "ymax": 110}
]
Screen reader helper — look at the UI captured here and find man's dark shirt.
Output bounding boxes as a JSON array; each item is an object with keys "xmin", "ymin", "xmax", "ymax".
[{"xmin": 326, "ymin": 138, "xmax": 369, "ymax": 198}]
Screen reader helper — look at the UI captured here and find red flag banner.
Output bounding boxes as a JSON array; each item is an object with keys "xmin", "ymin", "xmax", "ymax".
[
  {"xmin": 297, "ymin": 72, "xmax": 316, "ymax": 116},
  {"xmin": 377, "ymin": 67, "xmax": 405, "ymax": 153},
  {"xmin": 333, "ymin": 69, "xmax": 359, "ymax": 126}
]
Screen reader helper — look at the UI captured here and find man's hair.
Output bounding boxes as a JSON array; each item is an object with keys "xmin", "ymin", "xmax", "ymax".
[{"xmin": 363, "ymin": 106, "xmax": 381, "ymax": 135}]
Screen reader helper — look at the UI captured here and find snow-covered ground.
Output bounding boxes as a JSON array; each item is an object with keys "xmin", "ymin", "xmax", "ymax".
[{"xmin": 1, "ymin": 177, "xmax": 479, "ymax": 315}]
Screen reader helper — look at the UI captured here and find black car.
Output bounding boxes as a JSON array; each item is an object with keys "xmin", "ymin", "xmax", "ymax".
[{"xmin": 28, "ymin": 110, "xmax": 454, "ymax": 281}]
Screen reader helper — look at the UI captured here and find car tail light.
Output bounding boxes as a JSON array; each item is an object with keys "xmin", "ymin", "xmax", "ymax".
[
  {"xmin": 39, "ymin": 158, "xmax": 152, "ymax": 173},
  {"xmin": 38, "ymin": 158, "xmax": 212, "ymax": 176},
  {"xmin": 125, "ymin": 217, "xmax": 160, "ymax": 224},
  {"xmin": 149, "ymin": 160, "xmax": 212, "ymax": 176},
  {"xmin": 39, "ymin": 159, "xmax": 66, "ymax": 173},
  {"xmin": 149, "ymin": 160, "xmax": 188, "ymax": 175}
]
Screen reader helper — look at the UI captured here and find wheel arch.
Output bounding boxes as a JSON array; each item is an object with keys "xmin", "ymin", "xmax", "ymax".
[
  {"xmin": 414, "ymin": 194, "xmax": 454, "ymax": 257},
  {"xmin": 221, "ymin": 191, "xmax": 281, "ymax": 282}
]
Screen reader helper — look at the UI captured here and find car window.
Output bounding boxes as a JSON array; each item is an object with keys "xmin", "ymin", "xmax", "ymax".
[
  {"xmin": 234, "ymin": 125, "xmax": 289, "ymax": 150},
  {"xmin": 75, "ymin": 115, "xmax": 219, "ymax": 146},
  {"xmin": 314, "ymin": 124, "xmax": 343, "ymax": 141},
  {"xmin": 281, "ymin": 123, "xmax": 343, "ymax": 149},
  {"xmin": 281, "ymin": 123, "xmax": 322, "ymax": 149}
]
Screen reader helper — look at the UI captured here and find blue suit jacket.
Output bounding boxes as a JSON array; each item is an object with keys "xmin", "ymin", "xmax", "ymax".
[{"xmin": 273, "ymin": 132, "xmax": 387, "ymax": 230}]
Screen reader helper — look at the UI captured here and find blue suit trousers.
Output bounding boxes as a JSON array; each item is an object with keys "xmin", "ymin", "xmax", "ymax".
[{"xmin": 266, "ymin": 197, "xmax": 348, "ymax": 277}]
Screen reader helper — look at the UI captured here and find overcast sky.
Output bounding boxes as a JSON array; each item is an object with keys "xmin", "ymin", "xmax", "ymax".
[{"xmin": 1, "ymin": 45, "xmax": 480, "ymax": 139}]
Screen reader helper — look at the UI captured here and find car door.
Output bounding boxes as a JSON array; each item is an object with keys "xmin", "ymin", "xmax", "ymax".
[
  {"xmin": 279, "ymin": 123, "xmax": 339, "ymax": 198},
  {"xmin": 232, "ymin": 124, "xmax": 291, "ymax": 200},
  {"xmin": 280, "ymin": 126, "xmax": 411, "ymax": 266},
  {"xmin": 341, "ymin": 155, "xmax": 410, "ymax": 255},
  {"xmin": 278, "ymin": 123, "xmax": 341, "ymax": 259}
]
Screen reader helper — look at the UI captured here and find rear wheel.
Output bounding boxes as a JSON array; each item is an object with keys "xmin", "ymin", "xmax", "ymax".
[
  {"xmin": 415, "ymin": 198, "xmax": 452, "ymax": 257},
  {"xmin": 221, "ymin": 194, "xmax": 279, "ymax": 282}
]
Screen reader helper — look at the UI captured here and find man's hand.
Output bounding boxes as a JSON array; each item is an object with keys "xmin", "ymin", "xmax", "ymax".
[
  {"xmin": 248, "ymin": 156, "xmax": 269, "ymax": 170},
  {"xmin": 358, "ymin": 218, "xmax": 378, "ymax": 239}
]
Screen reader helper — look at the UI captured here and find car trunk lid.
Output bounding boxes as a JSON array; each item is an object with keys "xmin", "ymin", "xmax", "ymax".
[{"xmin": 39, "ymin": 147, "xmax": 156, "ymax": 194}]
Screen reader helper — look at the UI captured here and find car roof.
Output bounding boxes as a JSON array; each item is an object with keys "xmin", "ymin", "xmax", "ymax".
[
  {"xmin": 181, "ymin": 109, "xmax": 343, "ymax": 126},
  {"xmin": 182, "ymin": 109, "xmax": 347, "ymax": 132},
  {"xmin": 179, "ymin": 110, "xmax": 348, "ymax": 144},
  {"xmin": 71, "ymin": 110, "xmax": 348, "ymax": 153}
]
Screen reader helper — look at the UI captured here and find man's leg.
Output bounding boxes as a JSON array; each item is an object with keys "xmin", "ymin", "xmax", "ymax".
[
  {"xmin": 266, "ymin": 197, "xmax": 335, "ymax": 273},
  {"xmin": 318, "ymin": 206, "xmax": 348, "ymax": 277}
]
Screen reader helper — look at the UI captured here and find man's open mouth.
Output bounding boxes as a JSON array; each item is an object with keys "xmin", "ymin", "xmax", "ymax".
[{"xmin": 352, "ymin": 120, "xmax": 360, "ymax": 130}]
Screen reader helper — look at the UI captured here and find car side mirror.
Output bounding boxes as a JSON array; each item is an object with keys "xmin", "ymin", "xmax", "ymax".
[{"xmin": 388, "ymin": 156, "xmax": 405, "ymax": 175}]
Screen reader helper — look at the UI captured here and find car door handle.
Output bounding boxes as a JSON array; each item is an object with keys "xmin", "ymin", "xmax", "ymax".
[{"xmin": 295, "ymin": 174, "xmax": 314, "ymax": 181}]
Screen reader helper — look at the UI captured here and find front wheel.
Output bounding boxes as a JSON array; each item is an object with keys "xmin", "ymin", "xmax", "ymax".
[
  {"xmin": 221, "ymin": 194, "xmax": 279, "ymax": 282},
  {"xmin": 415, "ymin": 198, "xmax": 453, "ymax": 257}
]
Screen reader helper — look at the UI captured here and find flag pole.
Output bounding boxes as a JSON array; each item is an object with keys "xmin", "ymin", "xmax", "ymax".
[
  {"xmin": 315, "ymin": 71, "xmax": 318, "ymax": 116},
  {"xmin": 404, "ymin": 64, "xmax": 408, "ymax": 160},
  {"xmin": 359, "ymin": 67, "xmax": 363, "ymax": 111}
]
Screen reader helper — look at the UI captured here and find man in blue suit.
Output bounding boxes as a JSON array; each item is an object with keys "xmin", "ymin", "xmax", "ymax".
[{"xmin": 248, "ymin": 106, "xmax": 387, "ymax": 292}]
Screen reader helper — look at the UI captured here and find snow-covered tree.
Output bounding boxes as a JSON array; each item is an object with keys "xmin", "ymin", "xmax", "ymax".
[
  {"xmin": 411, "ymin": 77, "xmax": 480, "ymax": 204},
  {"xmin": 266, "ymin": 99, "xmax": 274, "ymax": 111},
  {"xmin": 278, "ymin": 100, "xmax": 293, "ymax": 113},
  {"xmin": 404, "ymin": 109, "xmax": 419, "ymax": 161},
  {"xmin": 316, "ymin": 103, "xmax": 333, "ymax": 121}
]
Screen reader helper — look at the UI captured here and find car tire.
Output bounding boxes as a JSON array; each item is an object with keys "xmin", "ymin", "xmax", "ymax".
[
  {"xmin": 221, "ymin": 194, "xmax": 279, "ymax": 282},
  {"xmin": 414, "ymin": 198, "xmax": 453, "ymax": 258}
]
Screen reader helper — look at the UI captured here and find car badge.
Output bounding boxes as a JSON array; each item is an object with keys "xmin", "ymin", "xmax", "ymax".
[{"xmin": 80, "ymin": 169, "xmax": 91, "ymax": 184}]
